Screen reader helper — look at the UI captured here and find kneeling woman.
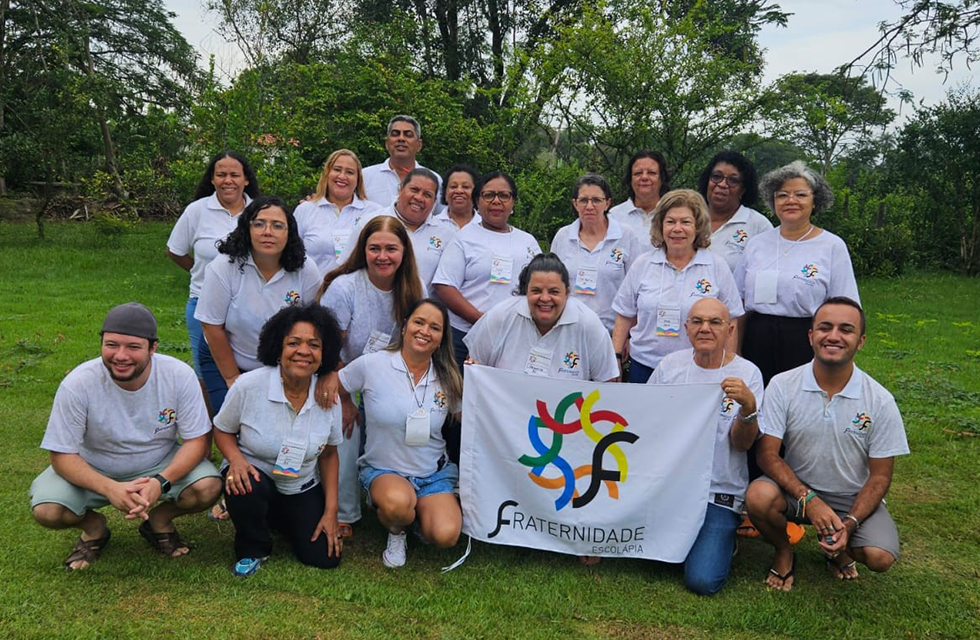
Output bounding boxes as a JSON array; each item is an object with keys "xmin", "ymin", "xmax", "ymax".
[
  {"xmin": 338, "ymin": 298, "xmax": 463, "ymax": 568},
  {"xmin": 213, "ymin": 304, "xmax": 344, "ymax": 576}
]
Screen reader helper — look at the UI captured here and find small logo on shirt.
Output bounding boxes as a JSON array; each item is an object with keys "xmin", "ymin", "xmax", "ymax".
[
  {"xmin": 852, "ymin": 412, "xmax": 871, "ymax": 431},
  {"xmin": 720, "ymin": 397, "xmax": 733, "ymax": 414},
  {"xmin": 433, "ymin": 390, "xmax": 447, "ymax": 410},
  {"xmin": 695, "ymin": 278, "xmax": 712, "ymax": 294},
  {"xmin": 732, "ymin": 229, "xmax": 748, "ymax": 244},
  {"xmin": 156, "ymin": 408, "xmax": 176, "ymax": 433},
  {"xmin": 316, "ymin": 442, "xmax": 327, "ymax": 456},
  {"xmin": 429, "ymin": 235, "xmax": 443, "ymax": 250},
  {"xmin": 562, "ymin": 351, "xmax": 580, "ymax": 370},
  {"xmin": 800, "ymin": 263, "xmax": 818, "ymax": 278},
  {"xmin": 527, "ymin": 247, "xmax": 538, "ymax": 259},
  {"xmin": 609, "ymin": 248, "xmax": 624, "ymax": 263},
  {"xmin": 284, "ymin": 290, "xmax": 301, "ymax": 306}
]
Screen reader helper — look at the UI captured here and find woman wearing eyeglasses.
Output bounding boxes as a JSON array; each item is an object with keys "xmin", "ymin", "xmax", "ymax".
[
  {"xmin": 195, "ymin": 196, "xmax": 321, "ymax": 412},
  {"xmin": 697, "ymin": 151, "xmax": 773, "ymax": 274},
  {"xmin": 734, "ymin": 161, "xmax": 859, "ymax": 386},
  {"xmin": 432, "ymin": 171, "xmax": 541, "ymax": 369},
  {"xmin": 550, "ymin": 173, "xmax": 645, "ymax": 334}
]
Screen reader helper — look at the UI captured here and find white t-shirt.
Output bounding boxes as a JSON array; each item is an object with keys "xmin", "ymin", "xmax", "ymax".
[
  {"xmin": 708, "ymin": 205, "xmax": 774, "ymax": 273},
  {"xmin": 761, "ymin": 362, "xmax": 909, "ymax": 495},
  {"xmin": 650, "ymin": 349, "xmax": 764, "ymax": 513},
  {"xmin": 194, "ymin": 255, "xmax": 322, "ymax": 371},
  {"xmin": 214, "ymin": 367, "xmax": 343, "ymax": 495},
  {"xmin": 293, "ymin": 196, "xmax": 381, "ymax": 275},
  {"xmin": 550, "ymin": 218, "xmax": 648, "ymax": 333},
  {"xmin": 320, "ymin": 269, "xmax": 408, "ymax": 365},
  {"xmin": 612, "ymin": 248, "xmax": 744, "ymax": 370},
  {"xmin": 166, "ymin": 193, "xmax": 250, "ymax": 298},
  {"xmin": 609, "ymin": 199, "xmax": 655, "ymax": 247},
  {"xmin": 464, "ymin": 297, "xmax": 620, "ymax": 382},
  {"xmin": 431, "ymin": 223, "xmax": 542, "ymax": 332},
  {"xmin": 41, "ymin": 355, "xmax": 210, "ymax": 477},
  {"xmin": 339, "ymin": 350, "xmax": 451, "ymax": 477},
  {"xmin": 338, "ymin": 206, "xmax": 456, "ymax": 290},
  {"xmin": 434, "ymin": 210, "xmax": 482, "ymax": 230},
  {"xmin": 361, "ymin": 158, "xmax": 444, "ymax": 211},
  {"xmin": 734, "ymin": 228, "xmax": 861, "ymax": 317}
]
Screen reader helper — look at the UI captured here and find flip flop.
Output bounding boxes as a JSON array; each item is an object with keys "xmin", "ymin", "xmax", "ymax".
[
  {"xmin": 207, "ymin": 497, "xmax": 230, "ymax": 522},
  {"xmin": 826, "ymin": 557, "xmax": 859, "ymax": 580},
  {"xmin": 139, "ymin": 520, "xmax": 190, "ymax": 557},
  {"xmin": 736, "ymin": 514, "xmax": 759, "ymax": 538},
  {"xmin": 337, "ymin": 523, "xmax": 354, "ymax": 539},
  {"xmin": 766, "ymin": 554, "xmax": 796, "ymax": 592},
  {"xmin": 64, "ymin": 528, "xmax": 111, "ymax": 571}
]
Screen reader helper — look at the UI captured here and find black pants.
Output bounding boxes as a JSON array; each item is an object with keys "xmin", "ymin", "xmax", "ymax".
[{"xmin": 224, "ymin": 468, "xmax": 341, "ymax": 569}]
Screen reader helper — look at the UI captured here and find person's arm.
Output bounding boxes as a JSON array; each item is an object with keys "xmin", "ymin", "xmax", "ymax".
[
  {"xmin": 201, "ymin": 323, "xmax": 240, "ymax": 388},
  {"xmin": 50, "ymin": 452, "xmax": 151, "ymax": 520},
  {"xmin": 127, "ymin": 433, "xmax": 210, "ymax": 507},
  {"xmin": 824, "ymin": 457, "xmax": 895, "ymax": 555},
  {"xmin": 611, "ymin": 314, "xmax": 636, "ymax": 357},
  {"xmin": 756, "ymin": 434, "xmax": 843, "ymax": 535},
  {"xmin": 434, "ymin": 283, "xmax": 483, "ymax": 326},
  {"xmin": 212, "ymin": 428, "xmax": 261, "ymax": 495},
  {"xmin": 721, "ymin": 376, "xmax": 758, "ymax": 451},
  {"xmin": 167, "ymin": 250, "xmax": 193, "ymax": 272},
  {"xmin": 311, "ymin": 445, "xmax": 342, "ymax": 558}
]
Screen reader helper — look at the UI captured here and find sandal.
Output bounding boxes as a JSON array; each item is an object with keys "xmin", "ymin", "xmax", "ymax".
[
  {"xmin": 139, "ymin": 520, "xmax": 190, "ymax": 557},
  {"xmin": 64, "ymin": 528, "xmax": 111, "ymax": 571},
  {"xmin": 208, "ymin": 496, "xmax": 230, "ymax": 522},
  {"xmin": 736, "ymin": 513, "xmax": 759, "ymax": 538},
  {"xmin": 826, "ymin": 556, "xmax": 859, "ymax": 580},
  {"xmin": 337, "ymin": 522, "xmax": 354, "ymax": 539},
  {"xmin": 766, "ymin": 553, "xmax": 796, "ymax": 592}
]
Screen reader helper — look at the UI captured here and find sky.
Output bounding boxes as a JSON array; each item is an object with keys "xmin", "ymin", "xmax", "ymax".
[{"xmin": 163, "ymin": 0, "xmax": 975, "ymax": 121}]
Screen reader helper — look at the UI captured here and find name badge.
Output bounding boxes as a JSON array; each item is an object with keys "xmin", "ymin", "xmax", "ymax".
[
  {"xmin": 273, "ymin": 435, "xmax": 308, "ymax": 478},
  {"xmin": 405, "ymin": 408, "xmax": 430, "ymax": 446},
  {"xmin": 656, "ymin": 305, "xmax": 681, "ymax": 337},
  {"xmin": 332, "ymin": 229, "xmax": 352, "ymax": 258},
  {"xmin": 573, "ymin": 262, "xmax": 598, "ymax": 295},
  {"xmin": 363, "ymin": 330, "xmax": 391, "ymax": 355},
  {"xmin": 490, "ymin": 254, "xmax": 514, "ymax": 284},
  {"xmin": 524, "ymin": 346, "xmax": 553, "ymax": 376},
  {"xmin": 755, "ymin": 269, "xmax": 778, "ymax": 304}
]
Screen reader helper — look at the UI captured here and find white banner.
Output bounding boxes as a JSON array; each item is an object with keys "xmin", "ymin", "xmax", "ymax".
[{"xmin": 460, "ymin": 365, "xmax": 721, "ymax": 562}]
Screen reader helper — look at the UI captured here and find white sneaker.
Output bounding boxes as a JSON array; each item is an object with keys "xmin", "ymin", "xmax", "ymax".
[{"xmin": 382, "ymin": 531, "xmax": 407, "ymax": 568}]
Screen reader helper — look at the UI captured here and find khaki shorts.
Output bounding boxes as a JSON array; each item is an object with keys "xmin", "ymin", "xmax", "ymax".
[
  {"xmin": 29, "ymin": 446, "xmax": 220, "ymax": 516},
  {"xmin": 756, "ymin": 475, "xmax": 900, "ymax": 560}
]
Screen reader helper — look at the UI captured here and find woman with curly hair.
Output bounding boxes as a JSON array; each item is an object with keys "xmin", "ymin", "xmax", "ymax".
[{"xmin": 194, "ymin": 196, "xmax": 321, "ymax": 412}]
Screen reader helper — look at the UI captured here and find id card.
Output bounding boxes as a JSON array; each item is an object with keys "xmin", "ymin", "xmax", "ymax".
[
  {"xmin": 656, "ymin": 306, "xmax": 681, "ymax": 337},
  {"xmin": 363, "ymin": 330, "xmax": 391, "ymax": 355},
  {"xmin": 332, "ymin": 228, "xmax": 351, "ymax": 258},
  {"xmin": 273, "ymin": 436, "xmax": 308, "ymax": 477},
  {"xmin": 573, "ymin": 262, "xmax": 598, "ymax": 295},
  {"xmin": 490, "ymin": 254, "xmax": 514, "ymax": 284},
  {"xmin": 524, "ymin": 346, "xmax": 553, "ymax": 376},
  {"xmin": 754, "ymin": 269, "xmax": 778, "ymax": 305},
  {"xmin": 405, "ymin": 408, "xmax": 430, "ymax": 446}
]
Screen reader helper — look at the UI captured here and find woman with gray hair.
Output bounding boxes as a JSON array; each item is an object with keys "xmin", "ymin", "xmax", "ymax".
[{"xmin": 734, "ymin": 161, "xmax": 859, "ymax": 386}]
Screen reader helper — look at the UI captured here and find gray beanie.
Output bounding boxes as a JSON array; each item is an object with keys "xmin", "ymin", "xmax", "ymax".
[{"xmin": 101, "ymin": 302, "xmax": 158, "ymax": 341}]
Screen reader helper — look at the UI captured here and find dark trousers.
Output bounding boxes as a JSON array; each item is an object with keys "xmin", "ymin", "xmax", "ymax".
[
  {"xmin": 224, "ymin": 468, "xmax": 341, "ymax": 569},
  {"xmin": 451, "ymin": 327, "xmax": 469, "ymax": 374},
  {"xmin": 627, "ymin": 357, "xmax": 654, "ymax": 384}
]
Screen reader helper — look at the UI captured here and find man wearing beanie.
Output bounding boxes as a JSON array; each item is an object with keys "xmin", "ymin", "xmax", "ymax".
[{"xmin": 29, "ymin": 302, "xmax": 222, "ymax": 571}]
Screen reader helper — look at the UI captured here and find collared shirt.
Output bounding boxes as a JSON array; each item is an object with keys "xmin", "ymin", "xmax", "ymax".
[
  {"xmin": 320, "ymin": 269, "xmax": 410, "ymax": 365},
  {"xmin": 612, "ymin": 248, "xmax": 744, "ymax": 369},
  {"xmin": 293, "ymin": 196, "xmax": 381, "ymax": 275},
  {"xmin": 339, "ymin": 350, "xmax": 451, "ymax": 477},
  {"xmin": 214, "ymin": 366, "xmax": 343, "ymax": 494},
  {"xmin": 761, "ymin": 362, "xmax": 909, "ymax": 495},
  {"xmin": 734, "ymin": 228, "xmax": 860, "ymax": 317},
  {"xmin": 609, "ymin": 198, "xmax": 655, "ymax": 247},
  {"xmin": 434, "ymin": 209, "xmax": 482, "ymax": 230},
  {"xmin": 41, "ymin": 355, "xmax": 210, "ymax": 476},
  {"xmin": 195, "ymin": 254, "xmax": 322, "ymax": 371},
  {"xmin": 166, "ymin": 193, "xmax": 252, "ymax": 297},
  {"xmin": 432, "ymin": 222, "xmax": 541, "ymax": 332},
  {"xmin": 550, "ymin": 218, "xmax": 647, "ymax": 332},
  {"xmin": 650, "ymin": 349, "xmax": 764, "ymax": 513},
  {"xmin": 708, "ymin": 205, "xmax": 774, "ymax": 273},
  {"xmin": 361, "ymin": 157, "xmax": 444, "ymax": 212},
  {"xmin": 464, "ymin": 296, "xmax": 619, "ymax": 381}
]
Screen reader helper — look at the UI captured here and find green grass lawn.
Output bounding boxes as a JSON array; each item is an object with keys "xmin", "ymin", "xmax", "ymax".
[{"xmin": 1, "ymin": 221, "xmax": 978, "ymax": 640}]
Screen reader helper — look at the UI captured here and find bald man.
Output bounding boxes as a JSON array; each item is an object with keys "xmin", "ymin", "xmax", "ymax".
[{"xmin": 648, "ymin": 298, "xmax": 764, "ymax": 595}]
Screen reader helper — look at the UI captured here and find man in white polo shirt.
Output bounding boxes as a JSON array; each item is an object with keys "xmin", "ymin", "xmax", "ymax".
[
  {"xmin": 361, "ymin": 115, "xmax": 443, "ymax": 209},
  {"xmin": 29, "ymin": 303, "xmax": 222, "ymax": 571},
  {"xmin": 745, "ymin": 296, "xmax": 909, "ymax": 591}
]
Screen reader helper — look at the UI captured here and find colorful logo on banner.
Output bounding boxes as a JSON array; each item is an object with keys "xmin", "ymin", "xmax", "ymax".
[
  {"xmin": 800, "ymin": 263, "xmax": 818, "ymax": 278},
  {"xmin": 518, "ymin": 390, "xmax": 638, "ymax": 511},
  {"xmin": 733, "ymin": 229, "xmax": 748, "ymax": 244},
  {"xmin": 284, "ymin": 290, "xmax": 301, "ymax": 306}
]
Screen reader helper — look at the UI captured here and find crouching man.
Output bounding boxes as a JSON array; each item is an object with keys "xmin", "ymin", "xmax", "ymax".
[{"xmin": 29, "ymin": 302, "xmax": 222, "ymax": 570}]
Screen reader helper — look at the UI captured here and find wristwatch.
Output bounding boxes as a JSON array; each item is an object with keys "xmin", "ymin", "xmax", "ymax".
[{"xmin": 153, "ymin": 473, "xmax": 172, "ymax": 493}]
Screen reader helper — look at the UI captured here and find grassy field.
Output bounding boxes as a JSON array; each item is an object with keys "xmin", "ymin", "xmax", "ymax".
[{"xmin": 1, "ymin": 221, "xmax": 978, "ymax": 640}]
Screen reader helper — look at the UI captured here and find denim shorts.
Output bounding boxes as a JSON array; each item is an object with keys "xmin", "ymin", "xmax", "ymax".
[{"xmin": 359, "ymin": 459, "xmax": 458, "ymax": 500}]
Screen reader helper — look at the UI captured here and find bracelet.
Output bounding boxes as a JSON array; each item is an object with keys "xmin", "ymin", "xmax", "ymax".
[
  {"xmin": 843, "ymin": 514, "xmax": 860, "ymax": 529},
  {"xmin": 799, "ymin": 489, "xmax": 816, "ymax": 519},
  {"xmin": 738, "ymin": 410, "xmax": 758, "ymax": 423},
  {"xmin": 615, "ymin": 353, "xmax": 623, "ymax": 361}
]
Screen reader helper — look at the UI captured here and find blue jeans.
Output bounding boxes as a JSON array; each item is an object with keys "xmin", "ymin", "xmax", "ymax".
[
  {"xmin": 359, "ymin": 460, "xmax": 458, "ymax": 499},
  {"xmin": 684, "ymin": 503, "xmax": 741, "ymax": 595},
  {"xmin": 187, "ymin": 297, "xmax": 228, "ymax": 411},
  {"xmin": 185, "ymin": 297, "xmax": 204, "ymax": 377},
  {"xmin": 627, "ymin": 357, "xmax": 654, "ymax": 383}
]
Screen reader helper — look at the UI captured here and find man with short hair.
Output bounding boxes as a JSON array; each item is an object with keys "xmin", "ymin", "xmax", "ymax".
[
  {"xmin": 29, "ymin": 302, "xmax": 221, "ymax": 571},
  {"xmin": 649, "ymin": 298, "xmax": 764, "ymax": 595},
  {"xmin": 745, "ymin": 296, "xmax": 908, "ymax": 591},
  {"xmin": 361, "ymin": 115, "xmax": 443, "ymax": 208}
]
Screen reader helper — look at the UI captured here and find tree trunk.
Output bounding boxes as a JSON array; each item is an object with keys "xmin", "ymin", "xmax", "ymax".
[
  {"xmin": 81, "ymin": 25, "xmax": 126, "ymax": 199},
  {"xmin": 434, "ymin": 0, "xmax": 460, "ymax": 82},
  {"xmin": 486, "ymin": 0, "xmax": 504, "ymax": 88},
  {"xmin": 0, "ymin": 0, "xmax": 9, "ymax": 195}
]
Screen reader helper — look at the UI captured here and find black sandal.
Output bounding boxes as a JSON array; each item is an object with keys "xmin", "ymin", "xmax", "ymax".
[
  {"xmin": 139, "ymin": 520, "xmax": 190, "ymax": 557},
  {"xmin": 64, "ymin": 528, "xmax": 111, "ymax": 571}
]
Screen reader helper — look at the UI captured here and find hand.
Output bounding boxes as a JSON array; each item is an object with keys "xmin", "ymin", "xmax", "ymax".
[
  {"xmin": 311, "ymin": 511, "xmax": 343, "ymax": 558},
  {"xmin": 463, "ymin": 356, "xmax": 477, "ymax": 365},
  {"xmin": 124, "ymin": 476, "xmax": 165, "ymax": 518},
  {"xmin": 106, "ymin": 479, "xmax": 152, "ymax": 520},
  {"xmin": 340, "ymin": 395, "xmax": 359, "ymax": 439},
  {"xmin": 819, "ymin": 522, "xmax": 852, "ymax": 557},
  {"xmin": 806, "ymin": 496, "xmax": 844, "ymax": 552},
  {"xmin": 721, "ymin": 377, "xmax": 755, "ymax": 413},
  {"xmin": 315, "ymin": 371, "xmax": 340, "ymax": 410},
  {"xmin": 225, "ymin": 458, "xmax": 261, "ymax": 495}
]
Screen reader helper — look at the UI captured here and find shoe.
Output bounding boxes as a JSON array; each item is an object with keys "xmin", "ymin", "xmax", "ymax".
[
  {"xmin": 233, "ymin": 556, "xmax": 268, "ymax": 577},
  {"xmin": 382, "ymin": 532, "xmax": 407, "ymax": 568}
]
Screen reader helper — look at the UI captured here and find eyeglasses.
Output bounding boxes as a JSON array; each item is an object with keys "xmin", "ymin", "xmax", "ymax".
[
  {"xmin": 480, "ymin": 191, "xmax": 514, "ymax": 203},
  {"xmin": 687, "ymin": 317, "xmax": 728, "ymax": 328},
  {"xmin": 250, "ymin": 219, "xmax": 288, "ymax": 232},
  {"xmin": 709, "ymin": 172, "xmax": 743, "ymax": 188},
  {"xmin": 774, "ymin": 190, "xmax": 813, "ymax": 202},
  {"xmin": 574, "ymin": 197, "xmax": 608, "ymax": 207}
]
